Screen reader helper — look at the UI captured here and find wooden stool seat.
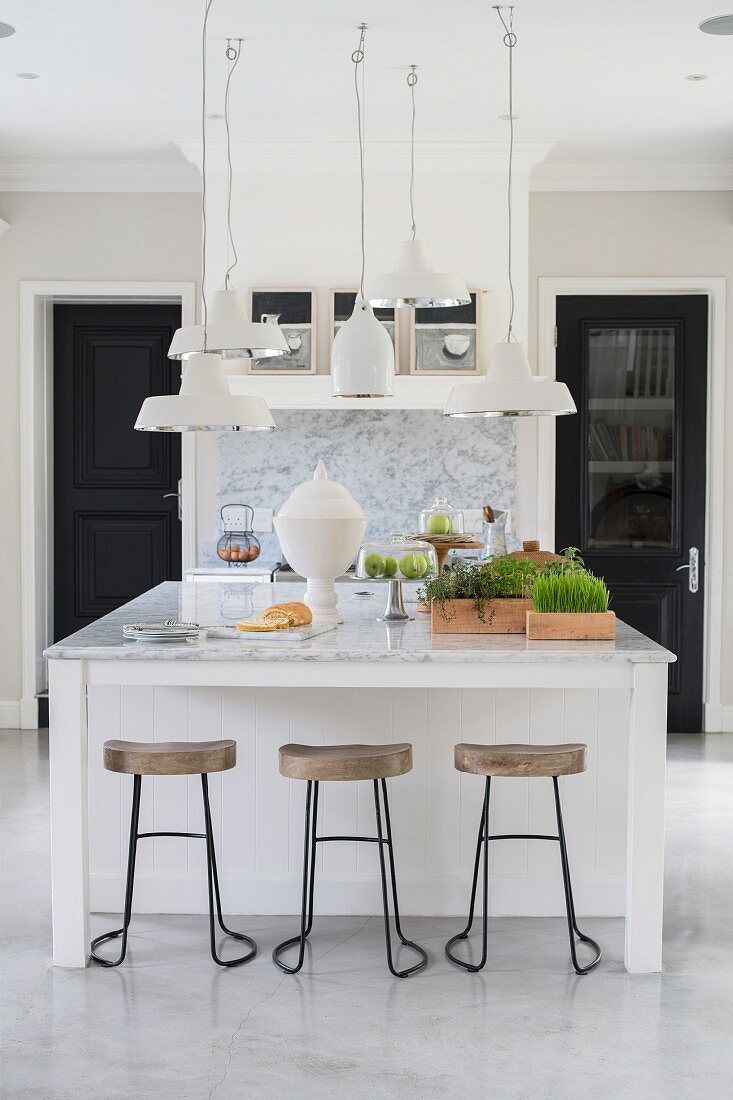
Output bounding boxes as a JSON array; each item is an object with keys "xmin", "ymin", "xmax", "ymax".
[
  {"xmin": 279, "ymin": 742, "xmax": 412, "ymax": 782},
  {"xmin": 103, "ymin": 739, "xmax": 236, "ymax": 776},
  {"xmin": 455, "ymin": 742, "xmax": 586, "ymax": 778}
]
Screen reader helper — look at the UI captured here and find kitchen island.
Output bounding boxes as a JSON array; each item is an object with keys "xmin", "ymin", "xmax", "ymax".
[{"xmin": 46, "ymin": 581, "xmax": 675, "ymax": 973}]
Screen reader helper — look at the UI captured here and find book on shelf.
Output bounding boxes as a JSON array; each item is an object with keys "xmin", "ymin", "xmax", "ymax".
[{"xmin": 588, "ymin": 420, "xmax": 673, "ymax": 463}]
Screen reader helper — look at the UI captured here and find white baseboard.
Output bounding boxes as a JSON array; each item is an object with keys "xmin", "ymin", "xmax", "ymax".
[
  {"xmin": 721, "ymin": 706, "xmax": 733, "ymax": 733},
  {"xmin": 20, "ymin": 696, "xmax": 39, "ymax": 729},
  {"xmin": 0, "ymin": 700, "xmax": 20, "ymax": 729},
  {"xmin": 90, "ymin": 873, "xmax": 626, "ymax": 919}
]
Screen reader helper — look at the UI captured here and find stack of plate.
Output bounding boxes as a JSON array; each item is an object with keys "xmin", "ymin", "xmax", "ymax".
[{"xmin": 122, "ymin": 622, "xmax": 200, "ymax": 643}]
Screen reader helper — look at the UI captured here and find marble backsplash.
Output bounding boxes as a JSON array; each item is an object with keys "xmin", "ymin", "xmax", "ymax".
[{"xmin": 212, "ymin": 410, "xmax": 516, "ymax": 562}]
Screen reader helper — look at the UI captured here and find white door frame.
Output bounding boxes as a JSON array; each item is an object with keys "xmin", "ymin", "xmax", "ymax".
[
  {"xmin": 19, "ymin": 280, "xmax": 197, "ymax": 729},
  {"xmin": 537, "ymin": 276, "xmax": 726, "ymax": 733}
]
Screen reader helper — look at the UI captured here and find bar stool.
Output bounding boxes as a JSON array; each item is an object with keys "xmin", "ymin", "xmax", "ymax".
[
  {"xmin": 91, "ymin": 739, "xmax": 257, "ymax": 969},
  {"xmin": 273, "ymin": 743, "xmax": 427, "ymax": 979},
  {"xmin": 446, "ymin": 743, "xmax": 602, "ymax": 975}
]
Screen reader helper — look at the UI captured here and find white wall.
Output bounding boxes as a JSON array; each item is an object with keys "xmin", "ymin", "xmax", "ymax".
[
  {"xmin": 529, "ymin": 190, "xmax": 733, "ymax": 716},
  {"xmin": 0, "ymin": 192, "xmax": 200, "ymax": 719}
]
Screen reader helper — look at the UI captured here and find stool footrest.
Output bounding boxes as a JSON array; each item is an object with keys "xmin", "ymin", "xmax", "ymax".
[{"xmin": 136, "ymin": 831, "xmax": 206, "ymax": 840}]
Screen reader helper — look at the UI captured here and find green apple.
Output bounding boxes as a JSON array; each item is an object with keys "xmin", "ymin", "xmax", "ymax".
[
  {"xmin": 399, "ymin": 552, "xmax": 429, "ymax": 579},
  {"xmin": 427, "ymin": 513, "xmax": 452, "ymax": 535},
  {"xmin": 383, "ymin": 555, "xmax": 398, "ymax": 577},
  {"xmin": 364, "ymin": 551, "xmax": 386, "ymax": 578}
]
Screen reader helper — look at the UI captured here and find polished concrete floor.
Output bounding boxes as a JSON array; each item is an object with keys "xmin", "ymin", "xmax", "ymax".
[{"xmin": 1, "ymin": 731, "xmax": 732, "ymax": 1099}]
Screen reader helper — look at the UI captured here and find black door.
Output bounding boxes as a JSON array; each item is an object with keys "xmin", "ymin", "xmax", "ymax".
[
  {"xmin": 54, "ymin": 303, "xmax": 182, "ymax": 641},
  {"xmin": 555, "ymin": 295, "xmax": 707, "ymax": 732}
]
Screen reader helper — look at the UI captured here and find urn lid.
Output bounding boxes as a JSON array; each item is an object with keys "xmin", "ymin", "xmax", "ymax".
[{"xmin": 276, "ymin": 460, "xmax": 367, "ymax": 521}]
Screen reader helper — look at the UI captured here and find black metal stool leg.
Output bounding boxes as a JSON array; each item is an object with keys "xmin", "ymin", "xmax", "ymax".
[
  {"xmin": 446, "ymin": 776, "xmax": 491, "ymax": 972},
  {"xmin": 374, "ymin": 779, "xmax": 427, "ymax": 978},
  {"xmin": 91, "ymin": 774, "xmax": 142, "ymax": 967},
  {"xmin": 201, "ymin": 774, "xmax": 257, "ymax": 967},
  {"xmin": 552, "ymin": 777, "xmax": 602, "ymax": 975},
  {"xmin": 273, "ymin": 780, "xmax": 319, "ymax": 973}
]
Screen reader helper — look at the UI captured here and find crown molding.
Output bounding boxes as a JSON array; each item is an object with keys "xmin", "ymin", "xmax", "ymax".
[
  {"xmin": 0, "ymin": 157, "xmax": 200, "ymax": 192},
  {"xmin": 530, "ymin": 159, "xmax": 733, "ymax": 192},
  {"xmin": 176, "ymin": 140, "xmax": 554, "ymax": 178},
  {"xmin": 1, "ymin": 147, "xmax": 730, "ymax": 193}
]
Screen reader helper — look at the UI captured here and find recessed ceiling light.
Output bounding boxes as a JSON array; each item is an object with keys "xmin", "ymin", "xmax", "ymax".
[
  {"xmin": 699, "ymin": 14, "xmax": 733, "ymax": 34},
  {"xmin": 16, "ymin": 72, "xmax": 39, "ymax": 79},
  {"xmin": 498, "ymin": 113, "xmax": 519, "ymax": 120},
  {"xmin": 0, "ymin": 21, "xmax": 16, "ymax": 37},
  {"xmin": 684, "ymin": 73, "xmax": 709, "ymax": 80}
]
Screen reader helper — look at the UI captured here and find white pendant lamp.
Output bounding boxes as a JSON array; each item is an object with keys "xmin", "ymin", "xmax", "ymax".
[
  {"xmin": 445, "ymin": 7, "xmax": 575, "ymax": 420},
  {"xmin": 331, "ymin": 24, "xmax": 395, "ymax": 399},
  {"xmin": 135, "ymin": 13, "xmax": 276, "ymax": 432},
  {"xmin": 168, "ymin": 34, "xmax": 286, "ymax": 363},
  {"xmin": 364, "ymin": 67, "xmax": 470, "ymax": 309},
  {"xmin": 135, "ymin": 352, "xmax": 274, "ymax": 432}
]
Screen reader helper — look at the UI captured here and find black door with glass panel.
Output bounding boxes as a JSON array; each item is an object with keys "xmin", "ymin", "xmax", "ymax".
[
  {"xmin": 54, "ymin": 303, "xmax": 182, "ymax": 642},
  {"xmin": 555, "ymin": 295, "xmax": 707, "ymax": 732}
]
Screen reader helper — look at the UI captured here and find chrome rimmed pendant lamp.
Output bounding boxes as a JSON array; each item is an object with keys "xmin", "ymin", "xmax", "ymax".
[
  {"xmin": 444, "ymin": 6, "xmax": 575, "ymax": 419},
  {"xmin": 136, "ymin": 3, "xmax": 280, "ymax": 432},
  {"xmin": 331, "ymin": 24, "xmax": 395, "ymax": 399},
  {"xmin": 364, "ymin": 66, "xmax": 470, "ymax": 309}
]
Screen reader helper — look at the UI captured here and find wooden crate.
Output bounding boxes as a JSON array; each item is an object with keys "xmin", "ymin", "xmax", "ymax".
[
  {"xmin": 525, "ymin": 611, "xmax": 616, "ymax": 640},
  {"xmin": 431, "ymin": 598, "xmax": 532, "ymax": 634}
]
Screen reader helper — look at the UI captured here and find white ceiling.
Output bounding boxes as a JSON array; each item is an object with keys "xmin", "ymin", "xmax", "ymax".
[{"xmin": 1, "ymin": 0, "xmax": 732, "ymax": 179}]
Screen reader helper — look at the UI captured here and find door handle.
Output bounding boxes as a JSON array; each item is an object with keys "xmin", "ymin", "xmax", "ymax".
[
  {"xmin": 163, "ymin": 479, "xmax": 183, "ymax": 522},
  {"xmin": 675, "ymin": 546, "xmax": 699, "ymax": 593}
]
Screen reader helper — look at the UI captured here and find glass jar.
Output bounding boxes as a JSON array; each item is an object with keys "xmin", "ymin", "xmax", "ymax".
[
  {"xmin": 355, "ymin": 533, "xmax": 437, "ymax": 581},
  {"xmin": 418, "ymin": 496, "xmax": 465, "ymax": 536},
  {"xmin": 216, "ymin": 504, "xmax": 261, "ymax": 567}
]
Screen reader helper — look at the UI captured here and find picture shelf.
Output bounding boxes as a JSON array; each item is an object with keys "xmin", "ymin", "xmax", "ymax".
[{"xmin": 227, "ymin": 372, "xmax": 464, "ymax": 410}]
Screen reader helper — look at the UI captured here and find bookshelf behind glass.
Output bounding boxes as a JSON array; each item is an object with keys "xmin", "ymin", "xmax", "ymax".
[{"xmin": 586, "ymin": 326, "xmax": 675, "ymax": 550}]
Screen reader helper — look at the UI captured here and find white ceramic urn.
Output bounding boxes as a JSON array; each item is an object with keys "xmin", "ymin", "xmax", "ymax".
[{"xmin": 273, "ymin": 460, "xmax": 368, "ymax": 623}]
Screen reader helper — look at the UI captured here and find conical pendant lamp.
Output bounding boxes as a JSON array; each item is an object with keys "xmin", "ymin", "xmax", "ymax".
[
  {"xmin": 136, "ymin": 13, "xmax": 276, "ymax": 432},
  {"xmin": 331, "ymin": 24, "xmax": 395, "ymax": 399},
  {"xmin": 445, "ymin": 8, "xmax": 575, "ymax": 420},
  {"xmin": 364, "ymin": 67, "xmax": 469, "ymax": 309}
]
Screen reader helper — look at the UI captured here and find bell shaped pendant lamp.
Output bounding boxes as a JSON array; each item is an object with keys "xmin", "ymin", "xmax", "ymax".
[
  {"xmin": 331, "ymin": 24, "xmax": 395, "ymax": 398},
  {"xmin": 445, "ymin": 8, "xmax": 575, "ymax": 420},
  {"xmin": 364, "ymin": 67, "xmax": 469, "ymax": 309},
  {"xmin": 136, "ymin": 18, "xmax": 276, "ymax": 432},
  {"xmin": 168, "ymin": 34, "xmax": 285, "ymax": 364}
]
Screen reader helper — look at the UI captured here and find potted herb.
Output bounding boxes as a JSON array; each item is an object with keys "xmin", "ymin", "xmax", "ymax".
[
  {"xmin": 526, "ymin": 570, "xmax": 615, "ymax": 640},
  {"xmin": 420, "ymin": 557, "xmax": 539, "ymax": 634}
]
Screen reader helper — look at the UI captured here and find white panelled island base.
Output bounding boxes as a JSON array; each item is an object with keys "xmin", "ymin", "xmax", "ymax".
[{"xmin": 45, "ymin": 582, "xmax": 674, "ymax": 974}]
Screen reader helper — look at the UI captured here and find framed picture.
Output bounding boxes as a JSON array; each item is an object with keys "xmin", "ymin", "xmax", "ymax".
[
  {"xmin": 247, "ymin": 288, "xmax": 317, "ymax": 374},
  {"xmin": 408, "ymin": 291, "xmax": 482, "ymax": 375},
  {"xmin": 330, "ymin": 289, "xmax": 402, "ymax": 374}
]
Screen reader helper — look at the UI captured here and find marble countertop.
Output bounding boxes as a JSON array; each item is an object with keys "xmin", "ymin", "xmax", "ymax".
[{"xmin": 44, "ymin": 582, "xmax": 676, "ymax": 665}]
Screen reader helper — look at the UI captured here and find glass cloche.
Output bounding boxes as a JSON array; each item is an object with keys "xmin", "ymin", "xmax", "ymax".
[
  {"xmin": 356, "ymin": 533, "xmax": 437, "ymax": 582},
  {"xmin": 418, "ymin": 496, "xmax": 465, "ymax": 536},
  {"xmin": 355, "ymin": 534, "xmax": 437, "ymax": 622}
]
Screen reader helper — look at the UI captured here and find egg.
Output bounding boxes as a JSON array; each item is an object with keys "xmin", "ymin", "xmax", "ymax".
[{"xmin": 219, "ymin": 548, "xmax": 231, "ymax": 561}]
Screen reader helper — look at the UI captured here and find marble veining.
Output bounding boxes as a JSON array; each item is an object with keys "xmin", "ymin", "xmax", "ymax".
[
  {"xmin": 44, "ymin": 582, "xmax": 676, "ymax": 664},
  {"xmin": 211, "ymin": 410, "xmax": 516, "ymax": 561}
]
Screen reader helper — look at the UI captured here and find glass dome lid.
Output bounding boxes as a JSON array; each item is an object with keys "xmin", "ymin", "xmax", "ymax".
[
  {"xmin": 356, "ymin": 532, "xmax": 437, "ymax": 580},
  {"xmin": 418, "ymin": 496, "xmax": 465, "ymax": 535}
]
